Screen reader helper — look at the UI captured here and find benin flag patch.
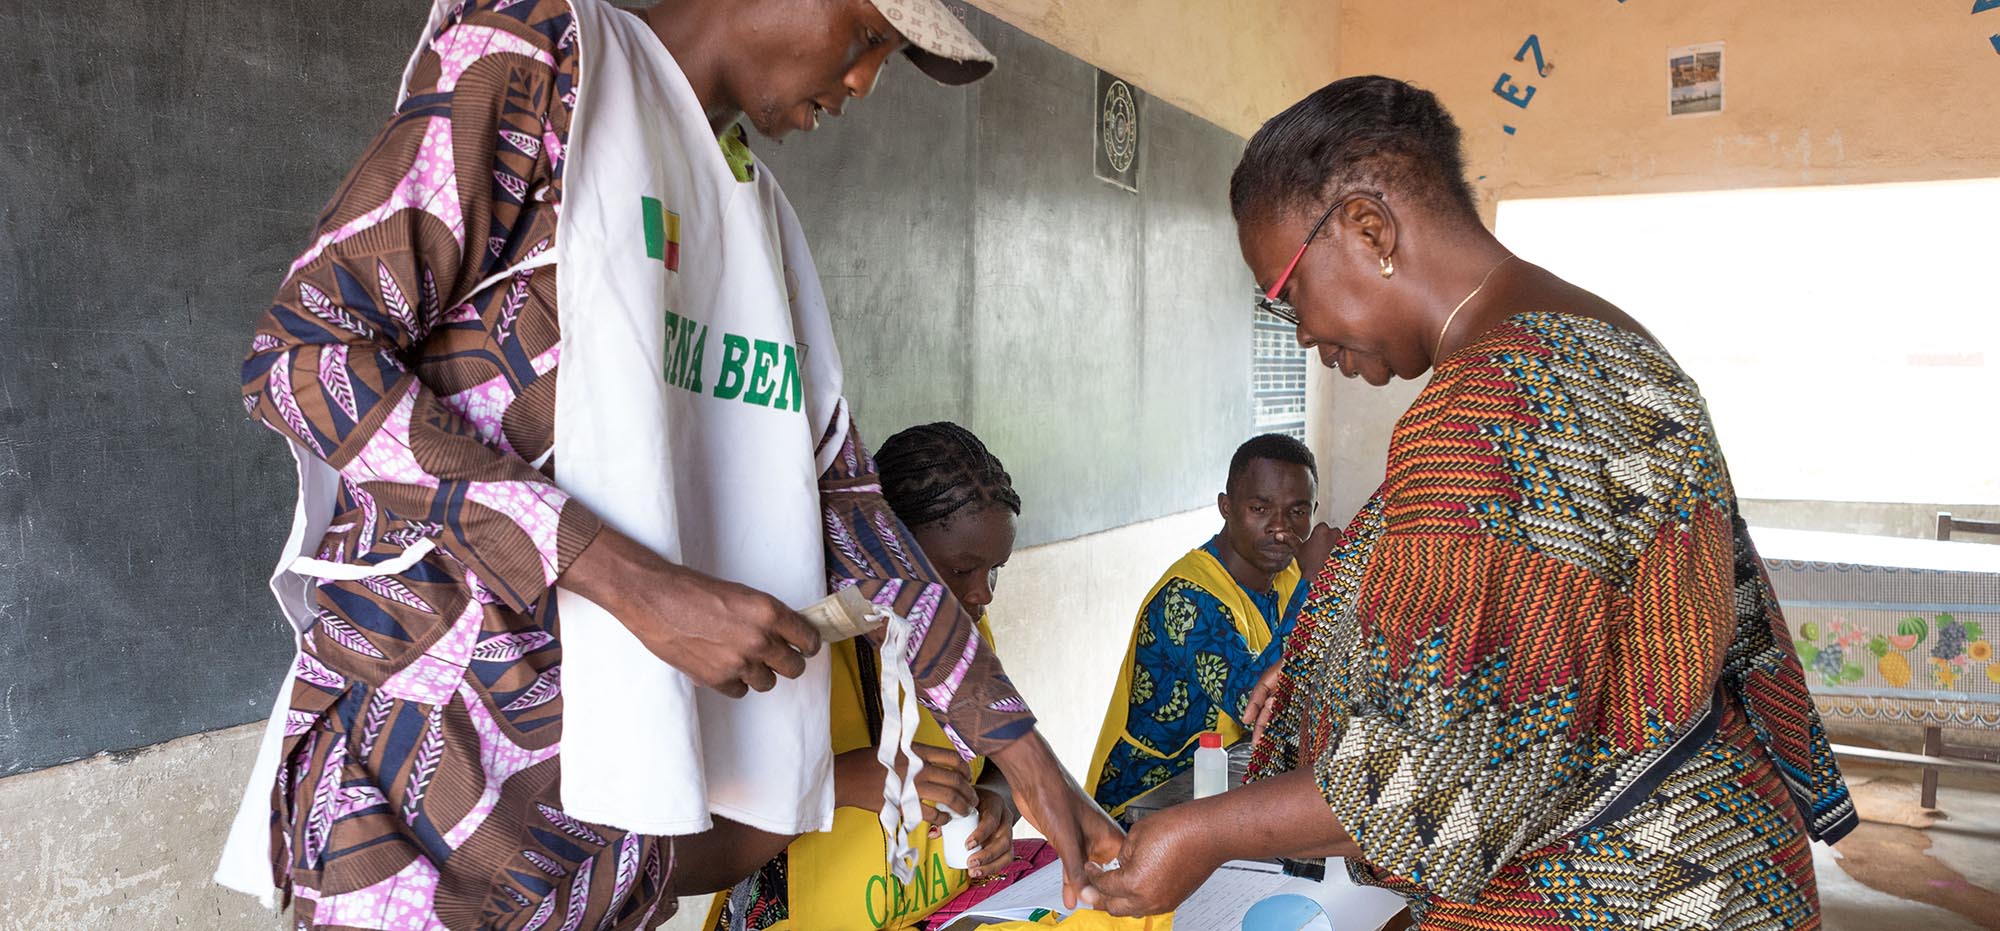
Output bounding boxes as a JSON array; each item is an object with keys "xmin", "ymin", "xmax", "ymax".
[{"xmin": 640, "ymin": 196, "xmax": 681, "ymax": 270}]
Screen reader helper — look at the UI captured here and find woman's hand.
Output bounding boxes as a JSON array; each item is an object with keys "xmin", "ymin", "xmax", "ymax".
[
  {"xmin": 991, "ymin": 731, "xmax": 1126, "ymax": 908},
  {"xmin": 1296, "ymin": 521, "xmax": 1340, "ymax": 581},
  {"xmin": 562, "ymin": 527, "xmax": 820, "ymax": 698},
  {"xmin": 1243, "ymin": 663, "xmax": 1286, "ymax": 748},
  {"xmin": 832, "ymin": 744, "xmax": 983, "ymax": 824},
  {"xmin": 964, "ymin": 785, "xmax": 1019, "ymax": 879},
  {"xmin": 1085, "ymin": 770, "xmax": 1358, "ymax": 915},
  {"xmin": 1081, "ymin": 805, "xmax": 1223, "ymax": 916}
]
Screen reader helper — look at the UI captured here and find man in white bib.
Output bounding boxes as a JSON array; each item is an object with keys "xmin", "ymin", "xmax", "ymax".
[{"xmin": 223, "ymin": 0, "xmax": 1119, "ymax": 926}]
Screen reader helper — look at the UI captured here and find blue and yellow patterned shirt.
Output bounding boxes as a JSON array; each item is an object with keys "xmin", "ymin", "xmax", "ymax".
[{"xmin": 1091, "ymin": 536, "xmax": 1301, "ymax": 812}]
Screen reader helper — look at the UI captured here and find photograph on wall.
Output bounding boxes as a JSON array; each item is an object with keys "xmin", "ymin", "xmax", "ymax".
[{"xmin": 1668, "ymin": 42, "xmax": 1725, "ymax": 116}]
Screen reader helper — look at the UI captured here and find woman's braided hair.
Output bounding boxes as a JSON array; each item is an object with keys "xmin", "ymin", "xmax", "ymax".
[{"xmin": 875, "ymin": 422, "xmax": 1021, "ymax": 529}]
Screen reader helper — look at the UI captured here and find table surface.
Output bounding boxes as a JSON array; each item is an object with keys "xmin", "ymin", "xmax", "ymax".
[{"xmin": 1749, "ymin": 527, "xmax": 2000, "ymax": 703}]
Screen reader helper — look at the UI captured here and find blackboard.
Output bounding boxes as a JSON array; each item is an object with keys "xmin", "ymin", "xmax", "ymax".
[
  {"xmin": 0, "ymin": 1, "xmax": 1251, "ymax": 775},
  {"xmin": 0, "ymin": 0, "xmax": 418, "ymax": 776},
  {"xmin": 762, "ymin": 15, "xmax": 1253, "ymax": 548}
]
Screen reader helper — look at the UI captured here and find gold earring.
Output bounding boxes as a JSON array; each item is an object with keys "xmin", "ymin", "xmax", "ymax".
[{"xmin": 1379, "ymin": 255, "xmax": 1396, "ymax": 279}]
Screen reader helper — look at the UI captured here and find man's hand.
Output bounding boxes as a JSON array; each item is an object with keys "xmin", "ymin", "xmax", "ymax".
[
  {"xmin": 667, "ymin": 816, "xmax": 796, "ymax": 897},
  {"xmin": 991, "ymin": 731, "xmax": 1124, "ymax": 909},
  {"xmin": 1243, "ymin": 663, "xmax": 1286, "ymax": 749},
  {"xmin": 562, "ymin": 527, "xmax": 821, "ymax": 698},
  {"xmin": 965, "ymin": 785, "xmax": 1018, "ymax": 880}
]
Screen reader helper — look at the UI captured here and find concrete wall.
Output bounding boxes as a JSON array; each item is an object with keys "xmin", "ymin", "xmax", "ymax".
[
  {"xmin": 970, "ymin": 0, "xmax": 1340, "ymax": 138},
  {"xmin": 1303, "ymin": 0, "xmax": 2000, "ymax": 527},
  {"xmin": 959, "ymin": 0, "xmax": 1356, "ymax": 524},
  {"xmin": 0, "ymin": 506, "xmax": 1220, "ymax": 930}
]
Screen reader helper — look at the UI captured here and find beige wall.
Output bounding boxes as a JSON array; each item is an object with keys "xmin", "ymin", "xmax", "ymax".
[
  {"xmin": 1339, "ymin": 0, "xmax": 2000, "ymax": 208},
  {"xmin": 984, "ymin": 507, "xmax": 1219, "ymax": 776},
  {"xmin": 969, "ymin": 0, "xmax": 1340, "ymax": 137},
  {"xmin": 1309, "ymin": 0, "xmax": 2000, "ymax": 522}
]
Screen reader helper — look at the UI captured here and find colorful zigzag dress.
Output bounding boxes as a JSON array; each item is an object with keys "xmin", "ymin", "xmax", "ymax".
[{"xmin": 1251, "ymin": 312, "xmax": 1855, "ymax": 930}]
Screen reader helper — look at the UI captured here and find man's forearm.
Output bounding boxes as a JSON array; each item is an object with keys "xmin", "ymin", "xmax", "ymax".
[
  {"xmin": 976, "ymin": 761, "xmax": 1014, "ymax": 814},
  {"xmin": 818, "ymin": 423, "xmax": 1036, "ymax": 756},
  {"xmin": 668, "ymin": 817, "xmax": 796, "ymax": 896}
]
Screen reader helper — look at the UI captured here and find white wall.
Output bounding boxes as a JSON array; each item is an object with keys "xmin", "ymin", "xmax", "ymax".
[{"xmin": 982, "ymin": 507, "xmax": 1219, "ymax": 778}]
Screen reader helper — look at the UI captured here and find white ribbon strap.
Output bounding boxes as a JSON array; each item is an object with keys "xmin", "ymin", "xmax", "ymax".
[
  {"xmin": 873, "ymin": 605, "xmax": 925, "ymax": 884},
  {"xmin": 466, "ymin": 250, "xmax": 558, "ymax": 306},
  {"xmin": 289, "ymin": 538, "xmax": 437, "ymax": 580}
]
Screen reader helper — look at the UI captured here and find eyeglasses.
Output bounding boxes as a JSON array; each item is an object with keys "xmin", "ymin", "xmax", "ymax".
[{"xmin": 1252, "ymin": 191, "xmax": 1383, "ymax": 326}]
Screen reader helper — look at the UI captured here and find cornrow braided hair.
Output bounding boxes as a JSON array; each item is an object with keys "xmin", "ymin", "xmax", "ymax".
[{"xmin": 874, "ymin": 421, "xmax": 1022, "ymax": 529}]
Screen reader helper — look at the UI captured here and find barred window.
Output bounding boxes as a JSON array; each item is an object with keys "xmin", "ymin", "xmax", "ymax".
[{"xmin": 1253, "ymin": 310, "xmax": 1308, "ymax": 439}]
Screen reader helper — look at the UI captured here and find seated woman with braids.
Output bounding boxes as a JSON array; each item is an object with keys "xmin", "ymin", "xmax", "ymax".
[{"xmin": 709, "ymin": 422, "xmax": 1029, "ymax": 931}]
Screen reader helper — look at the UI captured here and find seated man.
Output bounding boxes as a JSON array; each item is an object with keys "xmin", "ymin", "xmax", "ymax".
[{"xmin": 1086, "ymin": 434, "xmax": 1318, "ymax": 817}]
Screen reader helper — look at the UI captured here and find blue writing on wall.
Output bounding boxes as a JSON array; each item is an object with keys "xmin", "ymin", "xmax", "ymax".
[
  {"xmin": 1516, "ymin": 34, "xmax": 1550, "ymax": 77},
  {"xmin": 1493, "ymin": 73, "xmax": 1537, "ymax": 108}
]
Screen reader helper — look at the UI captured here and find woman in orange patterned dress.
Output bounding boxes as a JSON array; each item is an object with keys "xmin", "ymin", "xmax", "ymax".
[{"xmin": 1084, "ymin": 76, "xmax": 1856, "ymax": 931}]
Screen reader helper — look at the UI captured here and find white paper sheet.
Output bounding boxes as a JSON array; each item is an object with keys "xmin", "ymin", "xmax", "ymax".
[
  {"xmin": 954, "ymin": 858, "xmax": 1065, "ymax": 917},
  {"xmin": 1241, "ymin": 864, "xmax": 1407, "ymax": 931},
  {"xmin": 945, "ymin": 859, "xmax": 1404, "ymax": 931},
  {"xmin": 1171, "ymin": 861, "xmax": 1294, "ymax": 929}
]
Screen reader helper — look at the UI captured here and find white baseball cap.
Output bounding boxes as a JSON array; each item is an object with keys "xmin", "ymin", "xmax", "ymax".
[{"xmin": 865, "ymin": 0, "xmax": 996, "ymax": 85}]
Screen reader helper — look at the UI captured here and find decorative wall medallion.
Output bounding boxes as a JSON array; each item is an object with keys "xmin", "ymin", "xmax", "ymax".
[{"xmin": 1094, "ymin": 70, "xmax": 1141, "ymax": 192}]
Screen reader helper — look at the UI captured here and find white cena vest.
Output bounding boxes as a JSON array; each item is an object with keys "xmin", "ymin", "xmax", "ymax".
[{"xmin": 546, "ymin": 0, "xmax": 845, "ymax": 837}]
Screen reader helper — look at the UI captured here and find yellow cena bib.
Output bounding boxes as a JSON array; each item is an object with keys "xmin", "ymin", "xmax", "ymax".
[{"xmin": 708, "ymin": 617, "xmax": 996, "ymax": 930}]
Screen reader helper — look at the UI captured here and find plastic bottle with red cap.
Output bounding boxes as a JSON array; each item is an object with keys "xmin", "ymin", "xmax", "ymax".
[{"xmin": 1192, "ymin": 731, "xmax": 1229, "ymax": 799}]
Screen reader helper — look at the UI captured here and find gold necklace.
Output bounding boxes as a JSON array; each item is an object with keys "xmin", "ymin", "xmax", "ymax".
[{"xmin": 1433, "ymin": 255, "xmax": 1515, "ymax": 360}]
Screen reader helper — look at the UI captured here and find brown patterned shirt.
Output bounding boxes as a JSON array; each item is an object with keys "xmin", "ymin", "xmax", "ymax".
[{"xmin": 240, "ymin": 0, "xmax": 1032, "ymax": 757}]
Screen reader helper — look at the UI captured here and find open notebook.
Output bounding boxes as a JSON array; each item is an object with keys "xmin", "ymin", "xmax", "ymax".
[{"xmin": 937, "ymin": 858, "xmax": 1406, "ymax": 931}]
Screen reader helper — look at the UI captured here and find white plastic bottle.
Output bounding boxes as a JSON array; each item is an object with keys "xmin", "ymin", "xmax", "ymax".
[{"xmin": 1192, "ymin": 731, "xmax": 1229, "ymax": 799}]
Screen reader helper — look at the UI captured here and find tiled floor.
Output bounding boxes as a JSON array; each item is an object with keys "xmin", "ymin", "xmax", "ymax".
[{"xmin": 1817, "ymin": 764, "xmax": 2000, "ymax": 931}]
